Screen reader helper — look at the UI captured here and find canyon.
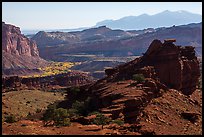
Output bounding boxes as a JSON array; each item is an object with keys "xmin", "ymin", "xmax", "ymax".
[
  {"xmin": 30, "ymin": 23, "xmax": 202, "ymax": 79},
  {"xmin": 2, "ymin": 22, "xmax": 202, "ymax": 135}
]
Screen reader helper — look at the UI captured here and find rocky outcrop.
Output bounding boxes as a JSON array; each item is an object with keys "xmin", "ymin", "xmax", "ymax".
[
  {"xmin": 142, "ymin": 39, "xmax": 200, "ymax": 95},
  {"xmin": 2, "ymin": 22, "xmax": 49, "ymax": 76},
  {"xmin": 104, "ymin": 39, "xmax": 200, "ymax": 95},
  {"xmin": 2, "ymin": 22, "xmax": 39, "ymax": 56},
  {"xmin": 65, "ymin": 39, "xmax": 200, "ymax": 128},
  {"xmin": 2, "ymin": 71, "xmax": 94, "ymax": 92},
  {"xmin": 31, "ymin": 31, "xmax": 80, "ymax": 47},
  {"xmin": 31, "ymin": 26, "xmax": 133, "ymax": 49}
]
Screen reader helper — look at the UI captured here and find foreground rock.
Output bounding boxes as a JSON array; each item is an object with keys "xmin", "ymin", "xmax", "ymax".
[{"xmin": 65, "ymin": 39, "xmax": 201, "ymax": 135}]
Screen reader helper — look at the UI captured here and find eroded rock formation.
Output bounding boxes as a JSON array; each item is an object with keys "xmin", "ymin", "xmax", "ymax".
[
  {"xmin": 2, "ymin": 71, "xmax": 95, "ymax": 92},
  {"xmin": 2, "ymin": 22, "xmax": 39, "ymax": 56},
  {"xmin": 65, "ymin": 39, "xmax": 201, "ymax": 133},
  {"xmin": 2, "ymin": 22, "xmax": 49, "ymax": 76},
  {"xmin": 104, "ymin": 39, "xmax": 200, "ymax": 95}
]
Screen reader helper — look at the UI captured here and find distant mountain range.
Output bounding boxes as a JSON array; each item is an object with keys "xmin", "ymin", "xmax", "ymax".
[
  {"xmin": 33, "ymin": 22, "xmax": 202, "ymax": 62},
  {"xmin": 95, "ymin": 10, "xmax": 202, "ymax": 30},
  {"xmin": 22, "ymin": 10, "xmax": 201, "ymax": 36},
  {"xmin": 22, "ymin": 27, "xmax": 88, "ymax": 35}
]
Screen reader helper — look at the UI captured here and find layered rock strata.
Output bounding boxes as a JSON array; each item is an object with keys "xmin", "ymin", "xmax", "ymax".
[
  {"xmin": 2, "ymin": 22, "xmax": 48, "ymax": 76},
  {"xmin": 66, "ymin": 39, "xmax": 200, "ymax": 126},
  {"xmin": 2, "ymin": 71, "xmax": 94, "ymax": 92}
]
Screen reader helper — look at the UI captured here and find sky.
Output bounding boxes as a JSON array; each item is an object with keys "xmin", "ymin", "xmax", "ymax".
[{"xmin": 2, "ymin": 2, "xmax": 202, "ymax": 30}]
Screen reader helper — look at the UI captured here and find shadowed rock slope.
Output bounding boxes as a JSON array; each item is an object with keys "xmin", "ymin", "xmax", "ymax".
[{"xmin": 65, "ymin": 39, "xmax": 201, "ymax": 135}]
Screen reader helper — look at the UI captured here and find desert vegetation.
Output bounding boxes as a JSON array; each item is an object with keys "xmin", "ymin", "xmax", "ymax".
[
  {"xmin": 67, "ymin": 96, "xmax": 96, "ymax": 117},
  {"xmin": 42, "ymin": 103, "xmax": 71, "ymax": 126},
  {"xmin": 2, "ymin": 90, "xmax": 65, "ymax": 122},
  {"xmin": 91, "ymin": 113, "xmax": 112, "ymax": 126},
  {"xmin": 132, "ymin": 73, "xmax": 145, "ymax": 83},
  {"xmin": 40, "ymin": 95, "xmax": 125, "ymax": 127},
  {"xmin": 4, "ymin": 115, "xmax": 17, "ymax": 123},
  {"xmin": 21, "ymin": 62, "xmax": 75, "ymax": 78}
]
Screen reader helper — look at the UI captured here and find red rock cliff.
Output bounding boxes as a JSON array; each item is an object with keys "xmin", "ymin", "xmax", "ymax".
[
  {"xmin": 2, "ymin": 22, "xmax": 39, "ymax": 56},
  {"xmin": 104, "ymin": 39, "xmax": 200, "ymax": 95},
  {"xmin": 2, "ymin": 22, "xmax": 49, "ymax": 76},
  {"xmin": 141, "ymin": 39, "xmax": 200, "ymax": 95}
]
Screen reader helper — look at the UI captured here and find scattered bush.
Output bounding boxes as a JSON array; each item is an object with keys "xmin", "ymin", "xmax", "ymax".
[
  {"xmin": 111, "ymin": 119, "xmax": 124, "ymax": 125},
  {"xmin": 36, "ymin": 108, "xmax": 42, "ymax": 113},
  {"xmin": 26, "ymin": 101, "xmax": 31, "ymax": 104},
  {"xmin": 70, "ymin": 97, "xmax": 93, "ymax": 116},
  {"xmin": 71, "ymin": 100, "xmax": 87, "ymax": 116},
  {"xmin": 67, "ymin": 108, "xmax": 79, "ymax": 118},
  {"xmin": 42, "ymin": 103, "xmax": 70, "ymax": 126},
  {"xmin": 132, "ymin": 74, "xmax": 145, "ymax": 83},
  {"xmin": 198, "ymin": 78, "xmax": 202, "ymax": 89},
  {"xmin": 53, "ymin": 108, "xmax": 71, "ymax": 126},
  {"xmin": 90, "ymin": 113, "xmax": 124, "ymax": 126},
  {"xmin": 70, "ymin": 87, "xmax": 80, "ymax": 95},
  {"xmin": 27, "ymin": 112, "xmax": 32, "ymax": 116},
  {"xmin": 42, "ymin": 104, "xmax": 56, "ymax": 125},
  {"xmin": 88, "ymin": 111, "xmax": 101, "ymax": 116},
  {"xmin": 26, "ymin": 112, "xmax": 34, "ymax": 121},
  {"xmin": 92, "ymin": 113, "xmax": 111, "ymax": 125},
  {"xmin": 5, "ymin": 115, "xmax": 17, "ymax": 123}
]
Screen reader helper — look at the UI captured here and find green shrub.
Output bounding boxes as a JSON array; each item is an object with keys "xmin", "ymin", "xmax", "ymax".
[
  {"xmin": 111, "ymin": 119, "xmax": 124, "ymax": 125},
  {"xmin": 70, "ymin": 87, "xmax": 80, "ymax": 95},
  {"xmin": 42, "ymin": 104, "xmax": 56, "ymax": 123},
  {"xmin": 26, "ymin": 112, "xmax": 34, "ymax": 121},
  {"xmin": 132, "ymin": 74, "xmax": 145, "ymax": 83},
  {"xmin": 71, "ymin": 97, "xmax": 93, "ymax": 116},
  {"xmin": 5, "ymin": 115, "xmax": 16, "ymax": 123},
  {"xmin": 88, "ymin": 111, "xmax": 101, "ymax": 116},
  {"xmin": 71, "ymin": 100, "xmax": 86, "ymax": 115},
  {"xmin": 198, "ymin": 78, "xmax": 202, "ymax": 89},
  {"xmin": 42, "ymin": 105, "xmax": 71, "ymax": 126},
  {"xmin": 53, "ymin": 108, "xmax": 71, "ymax": 126},
  {"xmin": 92, "ymin": 113, "xmax": 111, "ymax": 125},
  {"xmin": 67, "ymin": 108, "xmax": 79, "ymax": 118},
  {"xmin": 36, "ymin": 108, "xmax": 42, "ymax": 113}
]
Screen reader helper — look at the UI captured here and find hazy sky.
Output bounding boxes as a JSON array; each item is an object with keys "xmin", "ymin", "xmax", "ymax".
[{"xmin": 2, "ymin": 2, "xmax": 202, "ymax": 30}]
